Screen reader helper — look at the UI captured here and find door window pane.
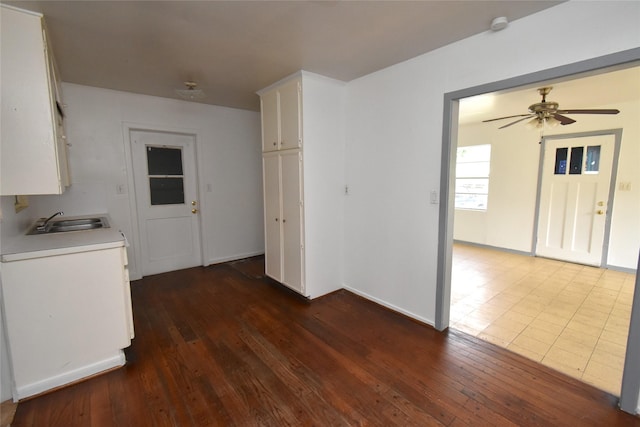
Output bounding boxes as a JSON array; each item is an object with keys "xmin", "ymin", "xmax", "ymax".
[
  {"xmin": 569, "ymin": 146, "xmax": 584, "ymax": 175},
  {"xmin": 554, "ymin": 147, "xmax": 568, "ymax": 175},
  {"xmin": 146, "ymin": 146, "xmax": 185, "ymax": 205},
  {"xmin": 149, "ymin": 177, "xmax": 184, "ymax": 205},
  {"xmin": 147, "ymin": 147, "xmax": 183, "ymax": 175},
  {"xmin": 585, "ymin": 145, "xmax": 601, "ymax": 174}
]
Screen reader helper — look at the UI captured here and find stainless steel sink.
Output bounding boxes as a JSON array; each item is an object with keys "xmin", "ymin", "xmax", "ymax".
[
  {"xmin": 53, "ymin": 218, "xmax": 103, "ymax": 227},
  {"xmin": 27, "ymin": 217, "xmax": 110, "ymax": 235}
]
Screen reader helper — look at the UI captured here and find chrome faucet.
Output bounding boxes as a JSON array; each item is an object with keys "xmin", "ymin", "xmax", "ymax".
[{"xmin": 37, "ymin": 211, "xmax": 64, "ymax": 231}]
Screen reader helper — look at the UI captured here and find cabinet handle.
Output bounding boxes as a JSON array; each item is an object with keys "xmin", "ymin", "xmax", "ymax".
[
  {"xmin": 282, "ymin": 219, "xmax": 286, "ymax": 223},
  {"xmin": 192, "ymin": 208, "xmax": 198, "ymax": 214},
  {"xmin": 273, "ymin": 142, "xmax": 277, "ymax": 146},
  {"xmin": 275, "ymin": 218, "xmax": 279, "ymax": 222},
  {"xmin": 597, "ymin": 210, "xmax": 604, "ymax": 215}
]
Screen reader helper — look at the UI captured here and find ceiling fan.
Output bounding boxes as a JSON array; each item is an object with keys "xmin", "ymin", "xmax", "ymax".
[{"xmin": 482, "ymin": 86, "xmax": 620, "ymax": 129}]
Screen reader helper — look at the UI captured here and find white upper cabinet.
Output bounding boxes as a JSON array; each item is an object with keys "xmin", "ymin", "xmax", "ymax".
[
  {"xmin": 260, "ymin": 78, "xmax": 302, "ymax": 152},
  {"xmin": 1, "ymin": 6, "xmax": 70, "ymax": 195}
]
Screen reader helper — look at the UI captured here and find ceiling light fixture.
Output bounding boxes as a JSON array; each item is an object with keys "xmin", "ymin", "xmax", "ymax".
[
  {"xmin": 490, "ymin": 16, "xmax": 509, "ymax": 32},
  {"xmin": 175, "ymin": 81, "xmax": 206, "ymax": 100}
]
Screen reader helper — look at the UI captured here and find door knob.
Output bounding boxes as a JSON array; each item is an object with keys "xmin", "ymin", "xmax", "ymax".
[
  {"xmin": 192, "ymin": 208, "xmax": 198, "ymax": 214},
  {"xmin": 192, "ymin": 201, "xmax": 197, "ymax": 206},
  {"xmin": 597, "ymin": 210, "xmax": 604, "ymax": 215},
  {"xmin": 597, "ymin": 201, "xmax": 604, "ymax": 206}
]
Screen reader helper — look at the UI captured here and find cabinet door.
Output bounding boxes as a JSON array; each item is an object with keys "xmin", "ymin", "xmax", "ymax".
[
  {"xmin": 44, "ymin": 33, "xmax": 70, "ymax": 188},
  {"xmin": 261, "ymin": 90, "xmax": 279, "ymax": 152},
  {"xmin": 263, "ymin": 154, "xmax": 282, "ymax": 281},
  {"xmin": 0, "ymin": 7, "xmax": 67, "ymax": 195},
  {"xmin": 1, "ymin": 247, "xmax": 131, "ymax": 399},
  {"xmin": 279, "ymin": 79, "xmax": 301, "ymax": 151},
  {"xmin": 280, "ymin": 151, "xmax": 304, "ymax": 293}
]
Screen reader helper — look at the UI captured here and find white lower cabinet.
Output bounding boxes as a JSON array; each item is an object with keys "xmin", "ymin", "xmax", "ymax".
[
  {"xmin": 0, "ymin": 245, "xmax": 134, "ymax": 401},
  {"xmin": 263, "ymin": 150, "xmax": 304, "ymax": 293}
]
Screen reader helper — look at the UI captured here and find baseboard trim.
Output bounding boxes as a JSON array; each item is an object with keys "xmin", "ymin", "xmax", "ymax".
[
  {"xmin": 14, "ymin": 352, "xmax": 125, "ymax": 401},
  {"xmin": 606, "ymin": 264, "xmax": 638, "ymax": 274},
  {"xmin": 206, "ymin": 251, "xmax": 265, "ymax": 266},
  {"xmin": 453, "ymin": 240, "xmax": 533, "ymax": 257},
  {"xmin": 343, "ymin": 285, "xmax": 435, "ymax": 328}
]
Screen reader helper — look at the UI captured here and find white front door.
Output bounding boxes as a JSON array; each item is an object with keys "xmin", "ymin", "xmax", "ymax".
[
  {"xmin": 536, "ymin": 133, "xmax": 615, "ymax": 266},
  {"xmin": 131, "ymin": 130, "xmax": 202, "ymax": 276}
]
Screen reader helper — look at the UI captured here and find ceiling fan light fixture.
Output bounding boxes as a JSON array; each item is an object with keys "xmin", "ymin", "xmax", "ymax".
[
  {"xmin": 525, "ymin": 117, "xmax": 541, "ymax": 130},
  {"xmin": 175, "ymin": 81, "xmax": 206, "ymax": 100},
  {"xmin": 546, "ymin": 116, "xmax": 560, "ymax": 128},
  {"xmin": 490, "ymin": 16, "xmax": 509, "ymax": 32}
]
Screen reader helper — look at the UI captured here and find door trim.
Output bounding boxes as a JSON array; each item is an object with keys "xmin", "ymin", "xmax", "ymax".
[
  {"xmin": 436, "ymin": 47, "xmax": 640, "ymax": 412},
  {"xmin": 532, "ymin": 129, "xmax": 623, "ymax": 267},
  {"xmin": 122, "ymin": 122, "xmax": 204, "ymax": 280}
]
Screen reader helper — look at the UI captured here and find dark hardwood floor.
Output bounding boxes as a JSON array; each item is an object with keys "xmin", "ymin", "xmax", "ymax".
[{"xmin": 11, "ymin": 257, "xmax": 640, "ymax": 426}]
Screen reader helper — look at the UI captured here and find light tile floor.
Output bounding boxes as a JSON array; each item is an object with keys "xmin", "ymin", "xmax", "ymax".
[{"xmin": 450, "ymin": 243, "xmax": 636, "ymax": 396}]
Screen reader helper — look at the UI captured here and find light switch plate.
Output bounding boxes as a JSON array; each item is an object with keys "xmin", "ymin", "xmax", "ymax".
[{"xmin": 430, "ymin": 190, "xmax": 439, "ymax": 204}]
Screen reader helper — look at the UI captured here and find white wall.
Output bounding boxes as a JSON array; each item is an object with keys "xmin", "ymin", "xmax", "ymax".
[
  {"xmin": 27, "ymin": 83, "xmax": 264, "ymax": 279},
  {"xmin": 455, "ymin": 98, "xmax": 640, "ymax": 270},
  {"xmin": 301, "ymin": 72, "xmax": 347, "ymax": 297},
  {"xmin": 344, "ymin": 1, "xmax": 640, "ymax": 325},
  {"xmin": 454, "ymin": 122, "xmax": 540, "ymax": 252}
]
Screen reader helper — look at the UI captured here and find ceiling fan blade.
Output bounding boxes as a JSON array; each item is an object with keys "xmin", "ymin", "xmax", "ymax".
[
  {"xmin": 482, "ymin": 113, "xmax": 532, "ymax": 123},
  {"xmin": 553, "ymin": 113, "xmax": 576, "ymax": 125},
  {"xmin": 557, "ymin": 109, "xmax": 620, "ymax": 115},
  {"xmin": 498, "ymin": 114, "xmax": 535, "ymax": 129}
]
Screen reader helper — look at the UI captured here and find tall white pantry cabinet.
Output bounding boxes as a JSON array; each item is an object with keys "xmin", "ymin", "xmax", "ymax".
[{"xmin": 258, "ymin": 71, "xmax": 346, "ymax": 299}]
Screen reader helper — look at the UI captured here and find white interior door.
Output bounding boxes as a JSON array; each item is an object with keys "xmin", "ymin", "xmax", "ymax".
[
  {"xmin": 536, "ymin": 134, "xmax": 615, "ymax": 266},
  {"xmin": 131, "ymin": 130, "xmax": 202, "ymax": 276}
]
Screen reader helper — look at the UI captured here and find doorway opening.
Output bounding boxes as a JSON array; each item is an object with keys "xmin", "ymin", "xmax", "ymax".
[{"xmin": 437, "ymin": 52, "xmax": 640, "ymax": 405}]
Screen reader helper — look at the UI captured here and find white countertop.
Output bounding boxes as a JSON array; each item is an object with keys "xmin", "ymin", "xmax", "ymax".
[{"xmin": 1, "ymin": 214, "xmax": 126, "ymax": 262}]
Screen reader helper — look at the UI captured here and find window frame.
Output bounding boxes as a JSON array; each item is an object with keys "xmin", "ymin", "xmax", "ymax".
[{"xmin": 454, "ymin": 144, "xmax": 491, "ymax": 211}]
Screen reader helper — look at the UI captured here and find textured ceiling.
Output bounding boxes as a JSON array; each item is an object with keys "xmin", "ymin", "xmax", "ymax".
[{"xmin": 3, "ymin": 1, "xmax": 562, "ymax": 111}]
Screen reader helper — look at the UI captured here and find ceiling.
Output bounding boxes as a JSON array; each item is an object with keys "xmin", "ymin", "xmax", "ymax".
[{"xmin": 3, "ymin": 0, "xmax": 563, "ymax": 111}]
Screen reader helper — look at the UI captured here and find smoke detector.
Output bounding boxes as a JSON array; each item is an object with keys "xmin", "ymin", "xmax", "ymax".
[
  {"xmin": 490, "ymin": 16, "xmax": 509, "ymax": 31},
  {"xmin": 175, "ymin": 81, "xmax": 206, "ymax": 100}
]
